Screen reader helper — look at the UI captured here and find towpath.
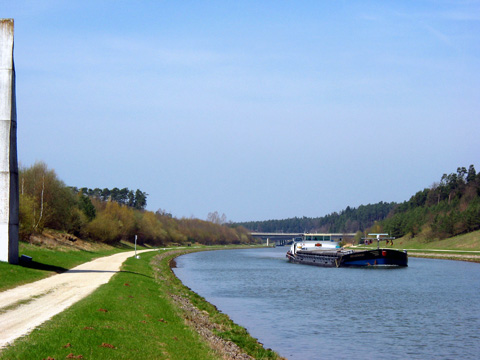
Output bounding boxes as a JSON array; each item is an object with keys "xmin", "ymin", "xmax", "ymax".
[{"xmin": 0, "ymin": 249, "xmax": 154, "ymax": 349}]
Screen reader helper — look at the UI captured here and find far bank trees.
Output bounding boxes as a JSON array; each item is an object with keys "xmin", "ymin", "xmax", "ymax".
[
  {"xmin": 382, "ymin": 165, "xmax": 480, "ymax": 239},
  {"xmin": 236, "ymin": 202, "xmax": 396, "ymax": 234},
  {"xmin": 236, "ymin": 165, "xmax": 480, "ymax": 241}
]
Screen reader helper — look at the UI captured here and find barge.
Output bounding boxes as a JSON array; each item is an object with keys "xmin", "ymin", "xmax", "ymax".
[{"xmin": 286, "ymin": 233, "xmax": 408, "ymax": 267}]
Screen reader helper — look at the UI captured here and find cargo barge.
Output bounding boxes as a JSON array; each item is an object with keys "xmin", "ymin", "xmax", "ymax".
[{"xmin": 286, "ymin": 233, "xmax": 408, "ymax": 267}]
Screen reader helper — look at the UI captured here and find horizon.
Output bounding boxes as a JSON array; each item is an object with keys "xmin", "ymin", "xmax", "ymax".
[{"xmin": 3, "ymin": 1, "xmax": 479, "ymax": 222}]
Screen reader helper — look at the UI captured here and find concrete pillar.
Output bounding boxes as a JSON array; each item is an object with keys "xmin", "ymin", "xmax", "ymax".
[{"xmin": 0, "ymin": 19, "xmax": 19, "ymax": 264}]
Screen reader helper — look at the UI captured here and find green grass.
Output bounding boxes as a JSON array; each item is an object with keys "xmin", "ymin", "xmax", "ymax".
[
  {"xmin": 0, "ymin": 241, "xmax": 145, "ymax": 292},
  {"xmin": 0, "ymin": 251, "xmax": 219, "ymax": 360},
  {"xmin": 356, "ymin": 230, "xmax": 480, "ymax": 251},
  {"xmin": 378, "ymin": 231, "xmax": 480, "ymax": 252},
  {"xmin": 0, "ymin": 246, "xmax": 282, "ymax": 359},
  {"xmin": 353, "ymin": 231, "xmax": 480, "ymax": 263},
  {"xmin": 155, "ymin": 250, "xmax": 281, "ymax": 359}
]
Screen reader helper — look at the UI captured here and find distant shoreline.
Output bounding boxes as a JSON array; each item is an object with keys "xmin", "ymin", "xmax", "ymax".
[{"xmin": 407, "ymin": 251, "xmax": 480, "ymax": 263}]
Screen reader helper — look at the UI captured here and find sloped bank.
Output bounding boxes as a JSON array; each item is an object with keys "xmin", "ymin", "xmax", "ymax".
[
  {"xmin": 156, "ymin": 248, "xmax": 285, "ymax": 360},
  {"xmin": 0, "ymin": 247, "xmax": 283, "ymax": 360}
]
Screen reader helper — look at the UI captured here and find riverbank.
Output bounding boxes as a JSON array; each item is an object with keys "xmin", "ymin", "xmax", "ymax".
[
  {"xmin": 156, "ymin": 249, "xmax": 284, "ymax": 359},
  {"xmin": 353, "ymin": 230, "xmax": 480, "ymax": 263},
  {"xmin": 408, "ymin": 251, "xmax": 480, "ymax": 262},
  {"xmin": 0, "ymin": 250, "xmax": 153, "ymax": 349},
  {"xmin": 1, "ymin": 231, "xmax": 479, "ymax": 358},
  {"xmin": 0, "ymin": 246, "xmax": 283, "ymax": 359},
  {"xmin": 351, "ymin": 246, "xmax": 480, "ymax": 263},
  {"xmin": 173, "ymin": 246, "xmax": 480, "ymax": 360}
]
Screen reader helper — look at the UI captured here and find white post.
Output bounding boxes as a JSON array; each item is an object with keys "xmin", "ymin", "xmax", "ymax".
[
  {"xmin": 266, "ymin": 238, "xmax": 269, "ymax": 247},
  {"xmin": 0, "ymin": 19, "xmax": 19, "ymax": 264}
]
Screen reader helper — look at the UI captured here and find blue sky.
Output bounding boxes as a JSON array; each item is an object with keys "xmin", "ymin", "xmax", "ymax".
[{"xmin": 3, "ymin": 0, "xmax": 480, "ymax": 222}]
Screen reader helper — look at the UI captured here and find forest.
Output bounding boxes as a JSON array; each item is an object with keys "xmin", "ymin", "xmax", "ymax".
[
  {"xmin": 18, "ymin": 162, "xmax": 480, "ymax": 246},
  {"xmin": 70, "ymin": 186, "xmax": 148, "ymax": 210},
  {"xmin": 19, "ymin": 162, "xmax": 253, "ymax": 246},
  {"xmin": 237, "ymin": 165, "xmax": 480, "ymax": 241},
  {"xmin": 236, "ymin": 202, "xmax": 396, "ymax": 233},
  {"xmin": 382, "ymin": 165, "xmax": 480, "ymax": 239}
]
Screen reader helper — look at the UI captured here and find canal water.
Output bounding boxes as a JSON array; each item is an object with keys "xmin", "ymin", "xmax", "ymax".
[{"xmin": 173, "ymin": 247, "xmax": 480, "ymax": 360}]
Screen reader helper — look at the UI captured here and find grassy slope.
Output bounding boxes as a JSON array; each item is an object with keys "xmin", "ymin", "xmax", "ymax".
[
  {"xmin": 355, "ymin": 230, "xmax": 480, "ymax": 251},
  {"xmin": 394, "ymin": 230, "xmax": 480, "ymax": 251},
  {"xmin": 2, "ymin": 230, "xmax": 478, "ymax": 358},
  {"xmin": 0, "ymin": 251, "xmax": 218, "ymax": 360},
  {"xmin": 0, "ymin": 249, "xmax": 281, "ymax": 360},
  {"xmin": 354, "ymin": 230, "xmax": 480, "ymax": 262},
  {"xmin": 155, "ymin": 250, "xmax": 281, "ymax": 359}
]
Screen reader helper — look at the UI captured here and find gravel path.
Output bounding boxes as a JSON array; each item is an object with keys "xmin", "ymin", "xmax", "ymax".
[{"xmin": 0, "ymin": 250, "xmax": 154, "ymax": 349}]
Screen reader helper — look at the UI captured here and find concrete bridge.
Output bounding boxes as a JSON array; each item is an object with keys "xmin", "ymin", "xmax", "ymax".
[
  {"xmin": 250, "ymin": 232, "xmax": 356, "ymax": 246},
  {"xmin": 249, "ymin": 232, "xmax": 302, "ymax": 246}
]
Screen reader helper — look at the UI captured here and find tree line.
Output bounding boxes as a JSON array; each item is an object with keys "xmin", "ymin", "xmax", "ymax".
[
  {"xmin": 382, "ymin": 165, "xmax": 480, "ymax": 239},
  {"xmin": 20, "ymin": 161, "xmax": 478, "ymax": 245},
  {"xmin": 237, "ymin": 164, "xmax": 480, "ymax": 241},
  {"xmin": 19, "ymin": 162, "xmax": 254, "ymax": 246},
  {"xmin": 236, "ymin": 202, "xmax": 396, "ymax": 233},
  {"xmin": 70, "ymin": 187, "xmax": 148, "ymax": 210}
]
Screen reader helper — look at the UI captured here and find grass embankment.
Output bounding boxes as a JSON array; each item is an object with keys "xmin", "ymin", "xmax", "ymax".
[
  {"xmin": 395, "ymin": 230, "xmax": 480, "ymax": 251},
  {"xmin": 355, "ymin": 230, "xmax": 480, "ymax": 263},
  {"xmin": 155, "ymin": 249, "xmax": 281, "ymax": 360},
  {"xmin": 0, "ymin": 244, "xmax": 282, "ymax": 359}
]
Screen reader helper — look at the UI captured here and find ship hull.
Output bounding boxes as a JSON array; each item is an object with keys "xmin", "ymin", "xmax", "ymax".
[
  {"xmin": 287, "ymin": 248, "xmax": 408, "ymax": 268},
  {"xmin": 340, "ymin": 249, "xmax": 408, "ymax": 267}
]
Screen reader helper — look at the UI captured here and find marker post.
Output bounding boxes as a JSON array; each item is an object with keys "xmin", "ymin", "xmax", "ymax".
[{"xmin": 135, "ymin": 235, "xmax": 140, "ymax": 259}]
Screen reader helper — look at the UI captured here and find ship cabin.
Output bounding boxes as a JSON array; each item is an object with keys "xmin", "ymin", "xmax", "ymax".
[{"xmin": 303, "ymin": 234, "xmax": 335, "ymax": 242}]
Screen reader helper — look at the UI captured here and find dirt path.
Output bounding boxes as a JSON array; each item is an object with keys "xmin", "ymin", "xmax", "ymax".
[{"xmin": 0, "ymin": 249, "xmax": 154, "ymax": 349}]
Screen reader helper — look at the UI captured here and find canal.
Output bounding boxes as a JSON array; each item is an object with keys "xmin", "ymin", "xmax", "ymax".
[{"xmin": 173, "ymin": 247, "xmax": 480, "ymax": 360}]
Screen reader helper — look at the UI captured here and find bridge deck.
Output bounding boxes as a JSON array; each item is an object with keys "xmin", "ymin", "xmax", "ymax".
[{"xmin": 249, "ymin": 232, "xmax": 356, "ymax": 245}]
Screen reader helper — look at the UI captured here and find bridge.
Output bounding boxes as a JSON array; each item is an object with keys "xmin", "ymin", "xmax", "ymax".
[{"xmin": 249, "ymin": 232, "xmax": 357, "ymax": 246}]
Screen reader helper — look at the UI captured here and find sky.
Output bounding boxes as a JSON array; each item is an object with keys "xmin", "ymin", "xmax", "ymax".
[{"xmin": 3, "ymin": 0, "xmax": 480, "ymax": 222}]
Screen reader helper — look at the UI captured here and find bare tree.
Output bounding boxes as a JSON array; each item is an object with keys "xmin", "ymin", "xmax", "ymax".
[{"xmin": 207, "ymin": 211, "xmax": 227, "ymax": 225}]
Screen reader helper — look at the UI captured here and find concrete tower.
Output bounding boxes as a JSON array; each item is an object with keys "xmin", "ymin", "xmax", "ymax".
[{"xmin": 0, "ymin": 19, "xmax": 19, "ymax": 264}]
